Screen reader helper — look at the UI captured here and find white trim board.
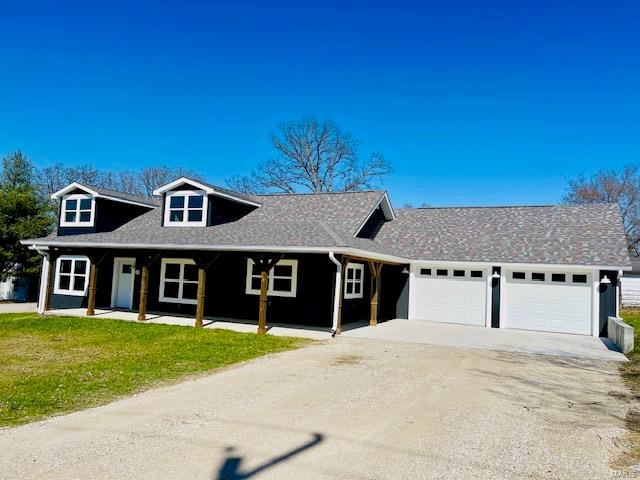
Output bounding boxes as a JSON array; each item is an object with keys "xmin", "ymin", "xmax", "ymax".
[
  {"xmin": 51, "ymin": 182, "xmax": 157, "ymax": 208},
  {"xmin": 153, "ymin": 177, "xmax": 261, "ymax": 207}
]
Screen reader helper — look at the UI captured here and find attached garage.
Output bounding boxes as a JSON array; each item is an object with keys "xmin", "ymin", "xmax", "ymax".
[
  {"xmin": 411, "ymin": 266, "xmax": 488, "ymax": 326},
  {"xmin": 503, "ymin": 270, "xmax": 593, "ymax": 335}
]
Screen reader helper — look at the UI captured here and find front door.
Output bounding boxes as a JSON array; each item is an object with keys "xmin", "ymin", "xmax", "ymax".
[{"xmin": 112, "ymin": 258, "xmax": 135, "ymax": 309}]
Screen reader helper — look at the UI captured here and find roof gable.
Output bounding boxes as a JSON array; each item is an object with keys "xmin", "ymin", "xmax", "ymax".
[{"xmin": 50, "ymin": 182, "xmax": 159, "ymax": 208}]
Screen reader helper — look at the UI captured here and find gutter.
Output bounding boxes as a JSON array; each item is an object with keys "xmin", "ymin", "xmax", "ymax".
[{"xmin": 328, "ymin": 252, "xmax": 342, "ymax": 336}]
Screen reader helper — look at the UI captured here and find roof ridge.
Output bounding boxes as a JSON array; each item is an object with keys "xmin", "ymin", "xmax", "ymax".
[{"xmin": 256, "ymin": 189, "xmax": 384, "ymax": 197}]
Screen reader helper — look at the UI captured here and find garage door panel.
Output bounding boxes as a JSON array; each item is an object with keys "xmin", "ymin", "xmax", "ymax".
[
  {"xmin": 505, "ymin": 271, "xmax": 592, "ymax": 335},
  {"xmin": 413, "ymin": 272, "xmax": 486, "ymax": 326}
]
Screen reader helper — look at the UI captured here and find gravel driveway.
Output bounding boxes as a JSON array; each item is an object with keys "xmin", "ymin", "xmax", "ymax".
[{"xmin": 0, "ymin": 338, "xmax": 635, "ymax": 479}]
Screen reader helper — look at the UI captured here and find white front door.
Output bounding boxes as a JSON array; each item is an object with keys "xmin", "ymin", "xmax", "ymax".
[{"xmin": 112, "ymin": 258, "xmax": 135, "ymax": 309}]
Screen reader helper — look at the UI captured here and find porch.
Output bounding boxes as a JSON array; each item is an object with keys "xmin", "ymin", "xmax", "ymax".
[{"xmin": 39, "ymin": 248, "xmax": 408, "ymax": 336}]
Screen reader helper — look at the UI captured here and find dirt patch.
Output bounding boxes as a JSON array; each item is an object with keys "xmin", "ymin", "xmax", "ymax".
[{"xmin": 330, "ymin": 355, "xmax": 364, "ymax": 365}]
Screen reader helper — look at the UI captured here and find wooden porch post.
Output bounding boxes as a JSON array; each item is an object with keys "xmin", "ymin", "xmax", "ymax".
[
  {"xmin": 253, "ymin": 254, "xmax": 284, "ymax": 335},
  {"xmin": 335, "ymin": 255, "xmax": 350, "ymax": 335},
  {"xmin": 137, "ymin": 264, "xmax": 149, "ymax": 321},
  {"xmin": 368, "ymin": 262, "xmax": 383, "ymax": 327},
  {"xmin": 195, "ymin": 267, "xmax": 206, "ymax": 328},
  {"xmin": 257, "ymin": 269, "xmax": 269, "ymax": 334},
  {"xmin": 86, "ymin": 263, "xmax": 98, "ymax": 316}
]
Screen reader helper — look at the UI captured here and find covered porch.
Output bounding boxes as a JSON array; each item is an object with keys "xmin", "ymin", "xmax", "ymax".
[{"xmin": 38, "ymin": 247, "xmax": 408, "ymax": 336}]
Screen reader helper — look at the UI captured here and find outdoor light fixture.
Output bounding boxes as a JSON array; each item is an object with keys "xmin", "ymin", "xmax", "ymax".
[
  {"xmin": 600, "ymin": 275, "xmax": 611, "ymax": 284},
  {"xmin": 491, "ymin": 271, "xmax": 501, "ymax": 279},
  {"xmin": 401, "ymin": 267, "xmax": 409, "ymax": 274}
]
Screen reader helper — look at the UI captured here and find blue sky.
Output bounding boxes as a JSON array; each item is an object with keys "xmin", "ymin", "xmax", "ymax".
[{"xmin": 1, "ymin": 1, "xmax": 638, "ymax": 206}]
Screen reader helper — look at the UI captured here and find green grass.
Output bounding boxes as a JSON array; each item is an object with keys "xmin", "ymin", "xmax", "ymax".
[{"xmin": 0, "ymin": 313, "xmax": 308, "ymax": 427}]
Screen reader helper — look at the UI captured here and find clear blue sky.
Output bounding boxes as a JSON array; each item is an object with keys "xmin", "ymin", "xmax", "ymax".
[{"xmin": 1, "ymin": 1, "xmax": 638, "ymax": 206}]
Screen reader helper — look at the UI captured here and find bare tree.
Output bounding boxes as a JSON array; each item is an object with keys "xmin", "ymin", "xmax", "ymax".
[
  {"xmin": 226, "ymin": 117, "xmax": 391, "ymax": 194},
  {"xmin": 35, "ymin": 163, "xmax": 203, "ymax": 198},
  {"xmin": 564, "ymin": 164, "xmax": 640, "ymax": 255}
]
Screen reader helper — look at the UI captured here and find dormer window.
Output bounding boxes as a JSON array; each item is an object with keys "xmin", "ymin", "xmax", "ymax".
[
  {"xmin": 164, "ymin": 190, "xmax": 207, "ymax": 226},
  {"xmin": 60, "ymin": 194, "xmax": 95, "ymax": 227}
]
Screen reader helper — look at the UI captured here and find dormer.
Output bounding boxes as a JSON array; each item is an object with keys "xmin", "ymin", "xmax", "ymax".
[
  {"xmin": 153, "ymin": 177, "xmax": 261, "ymax": 227},
  {"xmin": 355, "ymin": 192, "xmax": 395, "ymax": 239},
  {"xmin": 51, "ymin": 183, "xmax": 158, "ymax": 235}
]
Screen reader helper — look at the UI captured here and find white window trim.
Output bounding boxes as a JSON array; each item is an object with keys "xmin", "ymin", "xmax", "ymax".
[
  {"xmin": 159, "ymin": 258, "xmax": 199, "ymax": 305},
  {"xmin": 344, "ymin": 263, "xmax": 364, "ymax": 299},
  {"xmin": 60, "ymin": 193, "xmax": 95, "ymax": 227},
  {"xmin": 245, "ymin": 259, "xmax": 298, "ymax": 298},
  {"xmin": 163, "ymin": 190, "xmax": 208, "ymax": 227},
  {"xmin": 53, "ymin": 255, "xmax": 90, "ymax": 296}
]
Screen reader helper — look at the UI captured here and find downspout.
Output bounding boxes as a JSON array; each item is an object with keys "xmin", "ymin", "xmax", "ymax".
[
  {"xmin": 329, "ymin": 252, "xmax": 341, "ymax": 336},
  {"xmin": 36, "ymin": 249, "xmax": 50, "ymax": 315}
]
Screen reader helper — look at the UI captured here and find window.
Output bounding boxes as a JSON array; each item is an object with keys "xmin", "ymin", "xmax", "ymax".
[
  {"xmin": 164, "ymin": 190, "xmax": 207, "ymax": 226},
  {"xmin": 60, "ymin": 194, "xmax": 94, "ymax": 227},
  {"xmin": 419, "ymin": 268, "xmax": 431, "ymax": 276},
  {"xmin": 344, "ymin": 263, "xmax": 364, "ymax": 299},
  {"xmin": 437, "ymin": 269, "xmax": 448, "ymax": 276},
  {"xmin": 159, "ymin": 259, "xmax": 199, "ymax": 304},
  {"xmin": 532, "ymin": 272, "xmax": 545, "ymax": 281},
  {"xmin": 573, "ymin": 274, "xmax": 587, "ymax": 283},
  {"xmin": 552, "ymin": 273, "xmax": 566, "ymax": 282},
  {"xmin": 512, "ymin": 272, "xmax": 526, "ymax": 280},
  {"xmin": 453, "ymin": 270, "xmax": 465, "ymax": 277},
  {"xmin": 245, "ymin": 259, "xmax": 298, "ymax": 298},
  {"xmin": 470, "ymin": 270, "xmax": 483, "ymax": 278},
  {"xmin": 54, "ymin": 256, "xmax": 90, "ymax": 296}
]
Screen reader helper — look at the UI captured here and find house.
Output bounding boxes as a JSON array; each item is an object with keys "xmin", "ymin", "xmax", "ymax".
[
  {"xmin": 621, "ymin": 258, "xmax": 640, "ymax": 307},
  {"xmin": 22, "ymin": 177, "xmax": 631, "ymax": 337}
]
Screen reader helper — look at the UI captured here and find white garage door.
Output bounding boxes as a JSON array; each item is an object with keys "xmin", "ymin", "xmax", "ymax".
[
  {"xmin": 412, "ymin": 267, "xmax": 487, "ymax": 326},
  {"xmin": 504, "ymin": 270, "xmax": 592, "ymax": 335}
]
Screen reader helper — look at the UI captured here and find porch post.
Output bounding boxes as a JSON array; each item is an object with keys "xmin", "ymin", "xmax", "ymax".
[
  {"xmin": 43, "ymin": 252, "xmax": 59, "ymax": 314},
  {"xmin": 195, "ymin": 267, "xmax": 206, "ymax": 328},
  {"xmin": 257, "ymin": 269, "xmax": 269, "ymax": 335},
  {"xmin": 86, "ymin": 263, "xmax": 98, "ymax": 316},
  {"xmin": 138, "ymin": 264, "xmax": 149, "ymax": 321},
  {"xmin": 369, "ymin": 262, "xmax": 382, "ymax": 327}
]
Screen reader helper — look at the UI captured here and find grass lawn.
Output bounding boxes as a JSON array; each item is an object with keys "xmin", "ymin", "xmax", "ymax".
[
  {"xmin": 0, "ymin": 313, "xmax": 308, "ymax": 427},
  {"xmin": 617, "ymin": 309, "xmax": 640, "ymax": 467}
]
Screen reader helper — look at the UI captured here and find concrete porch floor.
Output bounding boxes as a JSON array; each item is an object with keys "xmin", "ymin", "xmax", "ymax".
[
  {"xmin": 42, "ymin": 308, "xmax": 628, "ymax": 362},
  {"xmin": 46, "ymin": 308, "xmax": 334, "ymax": 340}
]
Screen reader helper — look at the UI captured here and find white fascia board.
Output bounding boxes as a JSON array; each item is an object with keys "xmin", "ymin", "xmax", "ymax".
[
  {"xmin": 50, "ymin": 182, "xmax": 100, "ymax": 199},
  {"xmin": 97, "ymin": 195, "xmax": 157, "ymax": 208},
  {"xmin": 410, "ymin": 259, "xmax": 632, "ymax": 272},
  {"xmin": 152, "ymin": 177, "xmax": 215, "ymax": 195},
  {"xmin": 354, "ymin": 192, "xmax": 396, "ymax": 236}
]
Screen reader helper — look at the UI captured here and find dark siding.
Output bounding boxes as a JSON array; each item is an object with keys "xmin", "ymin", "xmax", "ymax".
[
  {"xmin": 379, "ymin": 264, "xmax": 409, "ymax": 320},
  {"xmin": 599, "ymin": 270, "xmax": 618, "ymax": 337},
  {"xmin": 341, "ymin": 261, "xmax": 370, "ymax": 324},
  {"xmin": 50, "ymin": 294, "xmax": 87, "ymax": 309},
  {"xmin": 491, "ymin": 266, "xmax": 501, "ymax": 328},
  {"xmin": 210, "ymin": 197, "xmax": 257, "ymax": 225},
  {"xmin": 356, "ymin": 206, "xmax": 387, "ymax": 239},
  {"xmin": 57, "ymin": 196, "xmax": 152, "ymax": 236}
]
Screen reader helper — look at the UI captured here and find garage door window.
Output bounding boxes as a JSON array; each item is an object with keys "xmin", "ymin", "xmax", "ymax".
[
  {"xmin": 573, "ymin": 274, "xmax": 587, "ymax": 283},
  {"xmin": 470, "ymin": 271, "xmax": 483, "ymax": 278},
  {"xmin": 532, "ymin": 273, "xmax": 545, "ymax": 281},
  {"xmin": 437, "ymin": 269, "xmax": 448, "ymax": 276},
  {"xmin": 453, "ymin": 270, "xmax": 465, "ymax": 277},
  {"xmin": 419, "ymin": 268, "xmax": 431, "ymax": 276},
  {"xmin": 552, "ymin": 273, "xmax": 566, "ymax": 282},
  {"xmin": 512, "ymin": 272, "xmax": 526, "ymax": 280}
]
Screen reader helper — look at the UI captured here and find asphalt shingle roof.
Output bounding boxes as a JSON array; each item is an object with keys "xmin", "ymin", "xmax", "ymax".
[
  {"xmin": 28, "ymin": 185, "xmax": 631, "ymax": 267},
  {"xmin": 85, "ymin": 185, "xmax": 160, "ymax": 207},
  {"xmin": 373, "ymin": 204, "xmax": 630, "ymax": 266}
]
